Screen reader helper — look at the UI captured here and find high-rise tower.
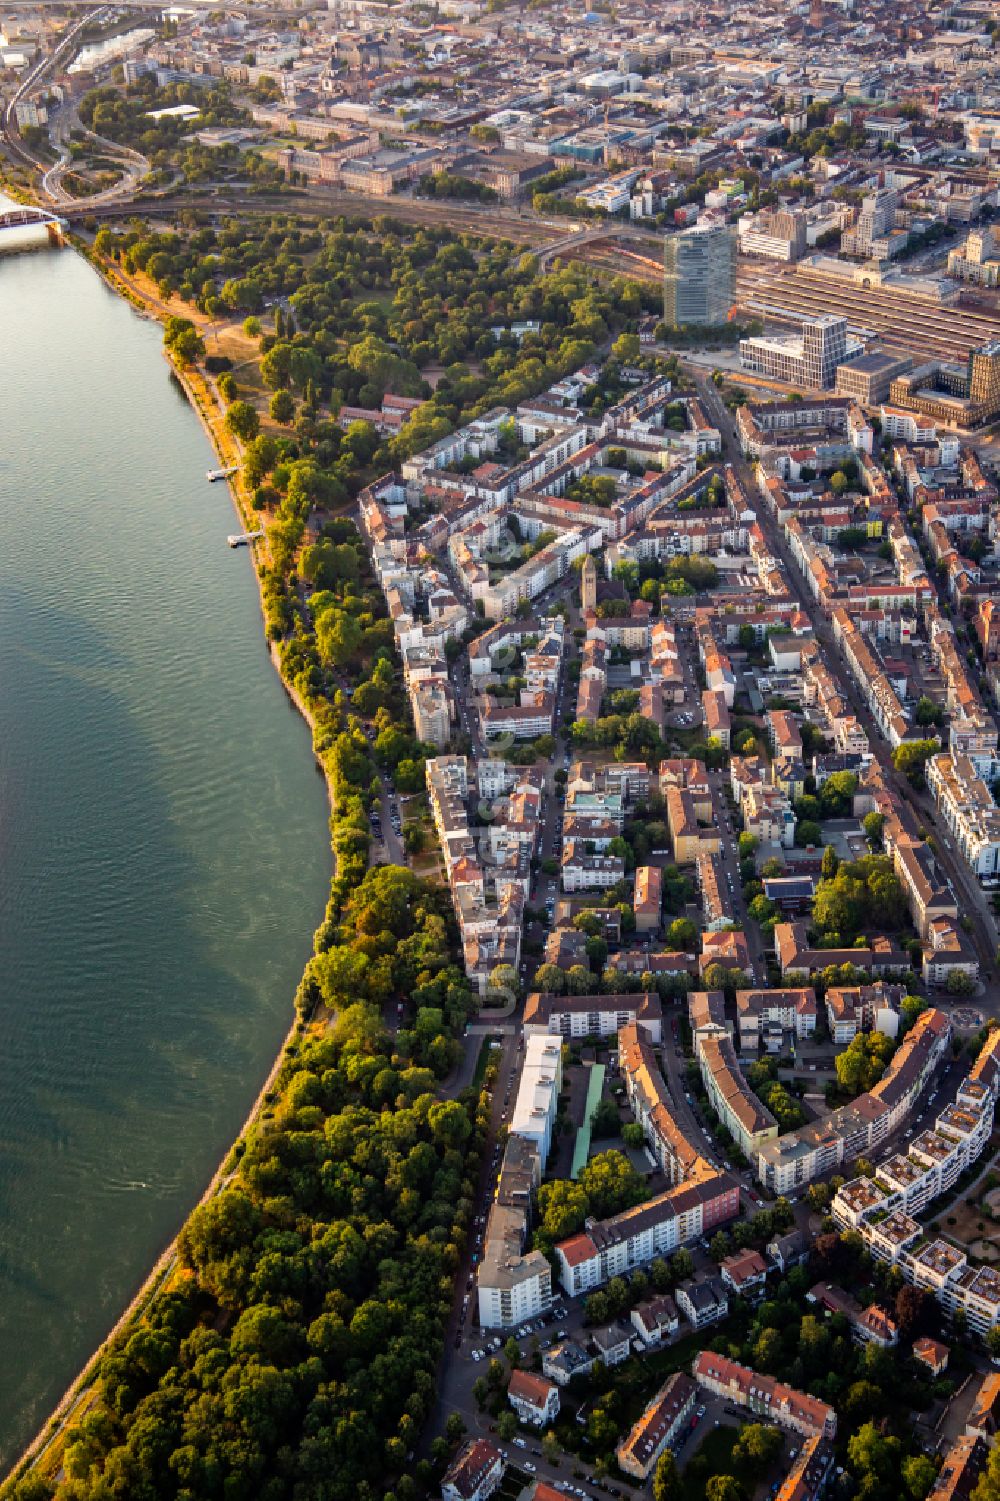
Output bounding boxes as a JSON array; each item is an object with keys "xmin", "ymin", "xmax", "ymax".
[{"xmin": 663, "ymin": 222, "xmax": 736, "ymax": 329}]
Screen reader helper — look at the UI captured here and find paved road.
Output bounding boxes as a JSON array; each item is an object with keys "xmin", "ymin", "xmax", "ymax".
[{"xmin": 692, "ymin": 370, "xmax": 999, "ymax": 990}]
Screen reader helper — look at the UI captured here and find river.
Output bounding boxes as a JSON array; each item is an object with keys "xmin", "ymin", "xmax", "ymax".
[{"xmin": 0, "ymin": 248, "xmax": 332, "ymax": 1467}]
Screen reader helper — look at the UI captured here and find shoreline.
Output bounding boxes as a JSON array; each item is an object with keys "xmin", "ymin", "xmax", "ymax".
[{"xmin": 0, "ymin": 242, "xmax": 339, "ymax": 1493}]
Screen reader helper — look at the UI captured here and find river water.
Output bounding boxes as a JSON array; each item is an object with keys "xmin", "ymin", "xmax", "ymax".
[{"xmin": 0, "ymin": 248, "xmax": 331, "ymax": 1467}]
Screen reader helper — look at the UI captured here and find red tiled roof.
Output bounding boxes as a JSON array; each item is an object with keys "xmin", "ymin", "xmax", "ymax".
[{"xmin": 559, "ymin": 1234, "xmax": 598, "ymax": 1268}]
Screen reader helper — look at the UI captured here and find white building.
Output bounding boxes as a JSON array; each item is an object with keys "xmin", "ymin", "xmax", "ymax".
[
  {"xmin": 740, "ymin": 315, "xmax": 860, "ymax": 390},
  {"xmin": 510, "ymin": 1034, "xmax": 563, "ymax": 1164}
]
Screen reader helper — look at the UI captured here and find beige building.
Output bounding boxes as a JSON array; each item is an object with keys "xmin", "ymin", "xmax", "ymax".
[{"xmin": 634, "ymin": 865, "xmax": 662, "ymax": 933}]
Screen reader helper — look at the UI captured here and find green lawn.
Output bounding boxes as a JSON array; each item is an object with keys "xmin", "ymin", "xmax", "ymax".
[
  {"xmin": 680, "ymin": 1424, "xmax": 741, "ymax": 1501},
  {"xmin": 473, "ymin": 1035, "xmax": 502, "ymax": 1088}
]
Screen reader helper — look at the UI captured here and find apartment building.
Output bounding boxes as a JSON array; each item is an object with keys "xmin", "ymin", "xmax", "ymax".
[
  {"xmin": 631, "ymin": 1295, "xmax": 680, "ymax": 1347},
  {"xmin": 829, "ymin": 1033, "xmax": 1000, "ymax": 1331},
  {"xmin": 634, "ymin": 865, "xmax": 663, "ymax": 933},
  {"xmin": 924, "ymin": 1434, "xmax": 988, "ymax": 1501},
  {"xmin": 555, "ymin": 1172, "xmax": 740, "ymax": 1296},
  {"xmin": 756, "ymin": 1009, "xmax": 951, "ymax": 1192},
  {"xmin": 523, "ymin": 991, "xmax": 662, "ymax": 1043},
  {"xmin": 478, "ymin": 1139, "xmax": 551, "ymax": 1330},
  {"xmin": 719, "ymin": 1249, "xmax": 769, "ymax": 1299},
  {"xmin": 561, "ymin": 844, "xmax": 626, "ymax": 891},
  {"xmin": 703, "ymin": 688, "xmax": 732, "ymax": 748},
  {"xmin": 412, "ymin": 679, "xmax": 453, "ymax": 748},
  {"xmin": 736, "ymin": 988, "xmax": 818, "ymax": 1051},
  {"xmin": 666, "ymin": 784, "xmax": 722, "ymax": 864},
  {"xmin": 775, "ymin": 1436, "xmax": 835, "ymax": 1501},
  {"xmin": 481, "ymin": 531, "xmax": 588, "ymax": 620},
  {"xmin": 825, "ymin": 983, "xmax": 904, "ymax": 1045},
  {"xmin": 738, "ymin": 207, "xmax": 807, "ymax": 262},
  {"xmin": 740, "ymin": 315, "xmax": 855, "ymax": 391},
  {"xmin": 676, "ymin": 1276, "xmax": 729, "ymax": 1329},
  {"xmin": 511, "ymin": 1035, "xmax": 563, "ymax": 1164},
  {"xmin": 927, "ymin": 752, "xmax": 1000, "ymax": 881},
  {"xmin": 478, "ymin": 1220, "xmax": 553, "ymax": 1330}
]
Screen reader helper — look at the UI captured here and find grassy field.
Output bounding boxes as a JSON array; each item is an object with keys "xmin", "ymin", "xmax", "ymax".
[
  {"xmin": 680, "ymin": 1425, "xmax": 741, "ymax": 1501},
  {"xmin": 473, "ymin": 1035, "xmax": 503, "ymax": 1089}
]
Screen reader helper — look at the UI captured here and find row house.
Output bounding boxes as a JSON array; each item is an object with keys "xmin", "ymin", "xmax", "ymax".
[
  {"xmin": 619, "ymin": 1021, "xmax": 707, "ymax": 1183},
  {"xmin": 692, "ymin": 1353, "xmax": 837, "ymax": 1440},
  {"xmin": 697, "ymin": 1032, "xmax": 779, "ymax": 1157},
  {"xmin": 615, "ymin": 1373, "xmax": 697, "ymax": 1480}
]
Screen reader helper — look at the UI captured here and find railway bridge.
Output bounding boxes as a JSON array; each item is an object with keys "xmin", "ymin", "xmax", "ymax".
[{"xmin": 0, "ymin": 203, "xmax": 67, "ymax": 244}]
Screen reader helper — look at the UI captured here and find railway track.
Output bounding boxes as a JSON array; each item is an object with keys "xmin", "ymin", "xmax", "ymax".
[{"xmin": 735, "ymin": 262, "xmax": 1000, "ymax": 363}]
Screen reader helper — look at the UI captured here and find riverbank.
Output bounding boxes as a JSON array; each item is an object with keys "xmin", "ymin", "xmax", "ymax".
[{"xmin": 0, "ymin": 245, "xmax": 340, "ymax": 1494}]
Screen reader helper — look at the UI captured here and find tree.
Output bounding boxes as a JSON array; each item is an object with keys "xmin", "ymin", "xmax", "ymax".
[
  {"xmin": 612, "ymin": 332, "xmax": 641, "ymax": 363},
  {"xmin": 830, "ymin": 469, "xmax": 848, "ymax": 494},
  {"xmin": 537, "ymin": 1179, "xmax": 589, "ymax": 1241},
  {"xmin": 796, "ymin": 819, "xmax": 823, "ymax": 847},
  {"xmin": 863, "ymin": 811, "xmax": 885, "ymax": 846},
  {"xmin": 591, "ymin": 1098, "xmax": 621, "ymax": 1137},
  {"xmin": 497, "ymin": 1410, "xmax": 517, "ymax": 1441},
  {"xmin": 705, "ymin": 1478, "xmax": 741, "ymax": 1501},
  {"xmin": 895, "ymin": 1284, "xmax": 930, "ymax": 1339},
  {"xmin": 821, "ymin": 844, "xmax": 839, "ymax": 879},
  {"xmin": 542, "ymin": 1430, "xmax": 561, "ymax": 1465},
  {"xmin": 533, "ymin": 963, "xmax": 567, "ymax": 995},
  {"xmin": 732, "ymin": 1423, "xmax": 782, "ymax": 1476},
  {"xmin": 666, "ymin": 917, "xmax": 698, "ymax": 951},
  {"xmin": 893, "ymin": 739, "xmax": 938, "ymax": 788},
  {"xmin": 671, "ymin": 1247, "xmax": 694, "ymax": 1282},
  {"xmin": 269, "ymin": 388, "xmax": 295, "ymax": 424},
  {"xmin": 446, "ymin": 1411, "xmax": 467, "ymax": 1444},
  {"xmin": 710, "ymin": 1230, "xmax": 731, "ymax": 1260},
  {"xmin": 847, "ymin": 1422, "xmax": 902, "ymax": 1488},
  {"xmin": 836, "ymin": 1032, "xmax": 894, "ymax": 1096},
  {"xmin": 915, "ymin": 696, "xmax": 944, "ymax": 728},
  {"xmin": 164, "ymin": 316, "xmax": 204, "ymax": 367},
  {"xmin": 587, "ymin": 1402, "xmax": 619, "ymax": 1450},
  {"xmin": 901, "ymin": 1454, "xmax": 937, "ymax": 1501},
  {"xmin": 226, "ymin": 400, "xmax": 260, "ymax": 442},
  {"xmin": 578, "ymin": 1151, "xmax": 647, "ymax": 1218},
  {"xmin": 653, "ymin": 1451, "xmax": 681, "ymax": 1501},
  {"xmin": 403, "ymin": 824, "xmax": 425, "ymax": 855}
]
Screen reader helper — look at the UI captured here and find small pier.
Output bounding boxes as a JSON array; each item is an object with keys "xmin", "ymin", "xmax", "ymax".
[
  {"xmin": 227, "ymin": 530, "xmax": 264, "ymax": 548},
  {"xmin": 207, "ymin": 466, "xmax": 237, "ymax": 482}
]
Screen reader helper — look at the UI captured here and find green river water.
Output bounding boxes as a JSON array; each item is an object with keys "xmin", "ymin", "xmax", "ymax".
[{"xmin": 0, "ymin": 248, "xmax": 331, "ymax": 1468}]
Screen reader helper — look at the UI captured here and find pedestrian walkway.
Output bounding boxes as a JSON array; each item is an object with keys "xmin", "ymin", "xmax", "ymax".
[{"xmin": 572, "ymin": 1063, "xmax": 606, "ymax": 1178}]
